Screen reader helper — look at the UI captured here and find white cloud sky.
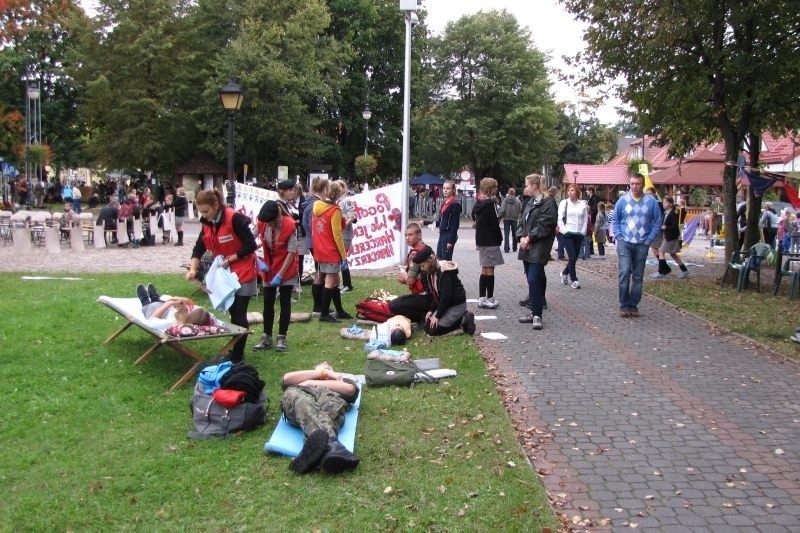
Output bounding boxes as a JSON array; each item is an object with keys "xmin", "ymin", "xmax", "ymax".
[{"xmin": 423, "ymin": 0, "xmax": 625, "ymax": 124}]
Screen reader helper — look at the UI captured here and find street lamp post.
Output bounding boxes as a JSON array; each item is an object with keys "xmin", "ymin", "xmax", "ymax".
[
  {"xmin": 573, "ymin": 169, "xmax": 579, "ymax": 185},
  {"xmin": 25, "ymin": 82, "xmax": 41, "ymax": 207},
  {"xmin": 362, "ymin": 104, "xmax": 372, "ymax": 157},
  {"xmin": 219, "ymin": 79, "xmax": 244, "ymax": 206},
  {"xmin": 399, "ymin": 0, "xmax": 418, "ymax": 259}
]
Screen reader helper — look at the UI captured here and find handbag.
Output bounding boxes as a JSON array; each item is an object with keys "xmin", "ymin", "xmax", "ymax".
[
  {"xmin": 188, "ymin": 382, "xmax": 266, "ymax": 439},
  {"xmin": 364, "ymin": 359, "xmax": 417, "ymax": 387}
]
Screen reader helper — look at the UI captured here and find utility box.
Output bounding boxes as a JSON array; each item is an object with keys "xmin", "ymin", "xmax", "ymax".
[{"xmin": 399, "ymin": 0, "xmax": 417, "ymax": 11}]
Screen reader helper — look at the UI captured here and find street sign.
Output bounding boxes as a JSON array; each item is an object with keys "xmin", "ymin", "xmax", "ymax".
[{"xmin": 1, "ymin": 162, "xmax": 17, "ymax": 177}]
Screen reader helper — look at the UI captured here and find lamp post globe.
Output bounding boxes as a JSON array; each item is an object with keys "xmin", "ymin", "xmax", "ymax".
[{"xmin": 573, "ymin": 169, "xmax": 579, "ymax": 184}]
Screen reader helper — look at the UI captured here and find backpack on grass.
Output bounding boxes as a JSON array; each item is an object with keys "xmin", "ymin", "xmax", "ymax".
[{"xmin": 355, "ymin": 298, "xmax": 393, "ymax": 322}]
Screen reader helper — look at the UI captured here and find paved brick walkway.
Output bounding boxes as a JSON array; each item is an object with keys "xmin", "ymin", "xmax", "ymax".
[
  {"xmin": 438, "ymin": 225, "xmax": 800, "ymax": 531},
  {"xmin": 4, "ymin": 218, "xmax": 798, "ymax": 530}
]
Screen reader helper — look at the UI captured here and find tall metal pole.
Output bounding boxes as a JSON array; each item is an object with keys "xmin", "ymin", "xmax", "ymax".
[
  {"xmin": 364, "ymin": 119, "xmax": 369, "ymax": 157},
  {"xmin": 400, "ymin": 10, "xmax": 413, "ymax": 260},
  {"xmin": 227, "ymin": 111, "xmax": 235, "ymax": 206}
]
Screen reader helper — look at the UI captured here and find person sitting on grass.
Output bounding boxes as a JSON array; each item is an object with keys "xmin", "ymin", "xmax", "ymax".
[
  {"xmin": 411, "ymin": 245, "xmax": 475, "ymax": 337},
  {"xmin": 136, "ymin": 283, "xmax": 213, "ymax": 330},
  {"xmin": 281, "ymin": 362, "xmax": 360, "ymax": 475}
]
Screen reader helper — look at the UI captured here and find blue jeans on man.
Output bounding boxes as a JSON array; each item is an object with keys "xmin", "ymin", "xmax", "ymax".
[{"xmin": 616, "ymin": 239, "xmax": 649, "ymax": 311}]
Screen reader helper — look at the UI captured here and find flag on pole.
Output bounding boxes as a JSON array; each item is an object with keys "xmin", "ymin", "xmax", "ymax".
[
  {"xmin": 681, "ymin": 215, "xmax": 701, "ymax": 248},
  {"xmin": 638, "ymin": 163, "xmax": 655, "ymax": 193}
]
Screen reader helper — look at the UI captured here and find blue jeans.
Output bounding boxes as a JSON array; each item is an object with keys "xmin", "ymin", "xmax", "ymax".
[
  {"xmin": 617, "ymin": 239, "xmax": 649, "ymax": 311},
  {"xmin": 437, "ymin": 234, "xmax": 456, "ymax": 261},
  {"xmin": 556, "ymin": 233, "xmax": 565, "ymax": 259},
  {"xmin": 561, "ymin": 233, "xmax": 583, "ymax": 282},
  {"xmin": 526, "ymin": 262, "xmax": 546, "ymax": 317}
]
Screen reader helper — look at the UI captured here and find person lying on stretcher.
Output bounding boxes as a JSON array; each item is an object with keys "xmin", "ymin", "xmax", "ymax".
[{"xmin": 135, "ymin": 283, "xmax": 213, "ymax": 330}]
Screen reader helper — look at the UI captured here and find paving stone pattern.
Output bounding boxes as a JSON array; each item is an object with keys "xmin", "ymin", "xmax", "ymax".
[
  {"xmin": 445, "ymin": 226, "xmax": 800, "ymax": 531},
  {"xmin": 3, "ymin": 219, "xmax": 798, "ymax": 531}
]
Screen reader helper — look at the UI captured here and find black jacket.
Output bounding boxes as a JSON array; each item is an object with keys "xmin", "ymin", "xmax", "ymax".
[
  {"xmin": 420, "ymin": 261, "xmax": 467, "ymax": 319},
  {"xmin": 472, "ymin": 198, "xmax": 503, "ymax": 247}
]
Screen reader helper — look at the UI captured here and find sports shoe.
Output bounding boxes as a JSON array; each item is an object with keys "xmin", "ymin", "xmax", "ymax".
[
  {"xmin": 147, "ymin": 283, "xmax": 160, "ymax": 302},
  {"xmin": 461, "ymin": 311, "xmax": 476, "ymax": 335},
  {"xmin": 335, "ymin": 310, "xmax": 353, "ymax": 320},
  {"xmin": 320, "ymin": 437, "xmax": 360, "ymax": 474},
  {"xmin": 319, "ymin": 314, "xmax": 340, "ymax": 323},
  {"xmin": 290, "ymin": 429, "xmax": 329, "ymax": 474},
  {"xmin": 477, "ymin": 297, "xmax": 488, "ymax": 308},
  {"xmin": 339, "ymin": 286, "xmax": 353, "ymax": 294},
  {"xmin": 252, "ymin": 334, "xmax": 273, "ymax": 351},
  {"xmin": 620, "ymin": 309, "xmax": 630, "ymax": 318},
  {"xmin": 649, "ymin": 272, "xmax": 666, "ymax": 279},
  {"xmin": 531, "ymin": 315, "xmax": 543, "ymax": 330},
  {"xmin": 571, "ymin": 280, "xmax": 581, "ymax": 289},
  {"xmin": 275, "ymin": 335, "xmax": 288, "ymax": 352},
  {"xmin": 677, "ymin": 270, "xmax": 688, "ymax": 279},
  {"xmin": 518, "ymin": 296, "xmax": 531, "ymax": 308},
  {"xmin": 136, "ymin": 284, "xmax": 150, "ymax": 306},
  {"xmin": 629, "ymin": 309, "xmax": 640, "ymax": 317},
  {"xmin": 560, "ymin": 272, "xmax": 569, "ymax": 285},
  {"xmin": 518, "ymin": 313, "xmax": 533, "ymax": 323},
  {"xmin": 483, "ymin": 297, "xmax": 499, "ymax": 309}
]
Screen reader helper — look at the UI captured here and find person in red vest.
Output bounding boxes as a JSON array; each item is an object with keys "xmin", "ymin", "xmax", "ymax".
[
  {"xmin": 186, "ymin": 189, "xmax": 257, "ymax": 363},
  {"xmin": 252, "ymin": 201, "xmax": 298, "ymax": 353},
  {"xmin": 312, "ymin": 180, "xmax": 354, "ymax": 323}
]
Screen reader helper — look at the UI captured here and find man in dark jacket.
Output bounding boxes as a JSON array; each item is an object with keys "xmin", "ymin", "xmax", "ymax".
[
  {"xmin": 517, "ymin": 174, "xmax": 558, "ymax": 330},
  {"xmin": 96, "ymin": 198, "xmax": 119, "ymax": 244},
  {"xmin": 412, "ymin": 245, "xmax": 475, "ymax": 336}
]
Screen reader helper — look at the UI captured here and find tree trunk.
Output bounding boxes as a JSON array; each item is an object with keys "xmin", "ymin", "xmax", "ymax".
[
  {"xmin": 723, "ymin": 136, "xmax": 744, "ymax": 263},
  {"xmin": 745, "ymin": 133, "xmax": 763, "ymax": 249}
]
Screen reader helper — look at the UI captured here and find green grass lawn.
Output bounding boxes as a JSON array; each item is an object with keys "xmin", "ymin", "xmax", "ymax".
[{"xmin": 0, "ymin": 273, "xmax": 558, "ymax": 531}]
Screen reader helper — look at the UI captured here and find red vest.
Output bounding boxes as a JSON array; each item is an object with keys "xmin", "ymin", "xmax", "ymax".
[
  {"xmin": 202, "ymin": 207, "xmax": 257, "ymax": 284},
  {"xmin": 406, "ymin": 243, "xmax": 427, "ymax": 294},
  {"xmin": 258, "ymin": 215, "xmax": 299, "ymax": 281},
  {"xmin": 312, "ymin": 201, "xmax": 344, "ymax": 263}
]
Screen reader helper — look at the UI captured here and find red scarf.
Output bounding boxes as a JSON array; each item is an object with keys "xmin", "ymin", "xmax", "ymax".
[{"xmin": 440, "ymin": 196, "xmax": 455, "ymax": 216}]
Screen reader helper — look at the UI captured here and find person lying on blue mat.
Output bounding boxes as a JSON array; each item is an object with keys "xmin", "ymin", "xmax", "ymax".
[{"xmin": 281, "ymin": 362, "xmax": 360, "ymax": 474}]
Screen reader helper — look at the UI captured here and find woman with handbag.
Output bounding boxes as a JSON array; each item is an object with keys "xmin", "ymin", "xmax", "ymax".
[{"xmin": 186, "ymin": 189, "xmax": 257, "ymax": 363}]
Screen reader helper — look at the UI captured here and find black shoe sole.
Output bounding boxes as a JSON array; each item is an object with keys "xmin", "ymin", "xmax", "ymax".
[
  {"xmin": 290, "ymin": 430, "xmax": 329, "ymax": 474},
  {"xmin": 320, "ymin": 452, "xmax": 360, "ymax": 474}
]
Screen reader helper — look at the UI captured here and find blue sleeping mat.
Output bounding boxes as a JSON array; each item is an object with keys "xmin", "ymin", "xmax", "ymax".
[{"xmin": 264, "ymin": 375, "xmax": 363, "ymax": 457}]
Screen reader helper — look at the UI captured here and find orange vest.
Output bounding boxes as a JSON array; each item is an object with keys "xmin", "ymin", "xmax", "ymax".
[
  {"xmin": 202, "ymin": 207, "xmax": 257, "ymax": 284},
  {"xmin": 312, "ymin": 201, "xmax": 344, "ymax": 263},
  {"xmin": 258, "ymin": 215, "xmax": 299, "ymax": 281}
]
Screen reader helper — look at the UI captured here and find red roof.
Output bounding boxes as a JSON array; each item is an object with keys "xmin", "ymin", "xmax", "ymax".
[
  {"xmin": 758, "ymin": 132, "xmax": 799, "ymax": 165},
  {"xmin": 650, "ymin": 161, "xmax": 724, "ymax": 186},
  {"xmin": 564, "ymin": 164, "xmax": 631, "ymax": 185}
]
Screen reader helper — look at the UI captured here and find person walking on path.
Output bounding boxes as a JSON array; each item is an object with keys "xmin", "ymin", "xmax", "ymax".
[
  {"xmin": 172, "ymin": 187, "xmax": 189, "ymax": 246},
  {"xmin": 498, "ymin": 187, "xmax": 522, "ymax": 253},
  {"xmin": 472, "ymin": 177, "xmax": 503, "ymax": 309},
  {"xmin": 594, "ymin": 201, "xmax": 608, "ymax": 258},
  {"xmin": 186, "ymin": 189, "xmax": 257, "ymax": 363},
  {"xmin": 612, "ymin": 173, "xmax": 662, "ymax": 317},
  {"xmin": 557, "ymin": 184, "xmax": 588, "ymax": 289},
  {"xmin": 516, "ymin": 173, "xmax": 557, "ymax": 330},
  {"xmin": 651, "ymin": 196, "xmax": 689, "ymax": 279},
  {"xmin": 436, "ymin": 180, "xmax": 461, "ymax": 261}
]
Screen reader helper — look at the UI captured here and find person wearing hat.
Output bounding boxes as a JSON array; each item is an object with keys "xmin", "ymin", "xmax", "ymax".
[
  {"xmin": 276, "ymin": 179, "xmax": 297, "ymax": 218},
  {"xmin": 412, "ymin": 245, "xmax": 475, "ymax": 336},
  {"xmin": 252, "ymin": 200, "xmax": 299, "ymax": 352}
]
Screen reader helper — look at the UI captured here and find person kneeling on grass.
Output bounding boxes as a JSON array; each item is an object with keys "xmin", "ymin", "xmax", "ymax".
[
  {"xmin": 135, "ymin": 283, "xmax": 213, "ymax": 329},
  {"xmin": 411, "ymin": 245, "xmax": 476, "ymax": 337},
  {"xmin": 282, "ymin": 362, "xmax": 360, "ymax": 475}
]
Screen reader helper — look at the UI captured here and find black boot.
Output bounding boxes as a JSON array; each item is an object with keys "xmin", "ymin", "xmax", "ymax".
[
  {"xmin": 174, "ymin": 231, "xmax": 183, "ymax": 246},
  {"xmin": 290, "ymin": 429, "xmax": 329, "ymax": 474},
  {"xmin": 147, "ymin": 284, "xmax": 161, "ymax": 302},
  {"xmin": 320, "ymin": 437, "xmax": 360, "ymax": 474},
  {"xmin": 136, "ymin": 284, "xmax": 150, "ymax": 306}
]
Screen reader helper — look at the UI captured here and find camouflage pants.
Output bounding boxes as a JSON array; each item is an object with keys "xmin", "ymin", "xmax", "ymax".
[{"xmin": 281, "ymin": 385, "xmax": 348, "ymax": 438}]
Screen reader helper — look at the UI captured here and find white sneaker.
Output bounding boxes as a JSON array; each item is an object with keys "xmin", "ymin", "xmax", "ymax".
[
  {"xmin": 677, "ymin": 270, "xmax": 688, "ymax": 279},
  {"xmin": 560, "ymin": 273, "xmax": 569, "ymax": 285},
  {"xmin": 571, "ymin": 280, "xmax": 581, "ymax": 289},
  {"xmin": 477, "ymin": 297, "xmax": 487, "ymax": 308},
  {"xmin": 649, "ymin": 272, "xmax": 666, "ymax": 279},
  {"xmin": 531, "ymin": 315, "xmax": 543, "ymax": 330},
  {"xmin": 484, "ymin": 297, "xmax": 499, "ymax": 309}
]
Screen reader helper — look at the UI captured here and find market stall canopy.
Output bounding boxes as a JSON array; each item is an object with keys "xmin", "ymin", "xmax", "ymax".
[{"xmin": 411, "ymin": 173, "xmax": 444, "ymax": 186}]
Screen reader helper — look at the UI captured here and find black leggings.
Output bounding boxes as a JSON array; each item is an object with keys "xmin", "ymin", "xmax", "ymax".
[
  {"xmin": 263, "ymin": 285, "xmax": 293, "ymax": 336},
  {"xmin": 228, "ymin": 293, "xmax": 250, "ymax": 362}
]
